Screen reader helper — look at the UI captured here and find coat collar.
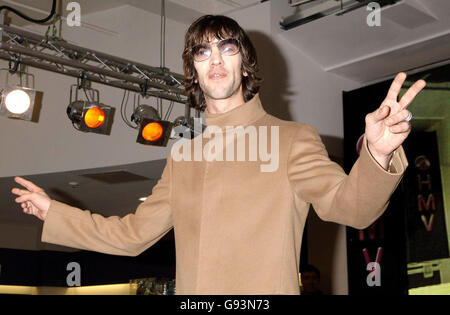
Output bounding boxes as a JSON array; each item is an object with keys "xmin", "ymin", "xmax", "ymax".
[{"xmin": 204, "ymin": 94, "xmax": 266, "ymax": 129}]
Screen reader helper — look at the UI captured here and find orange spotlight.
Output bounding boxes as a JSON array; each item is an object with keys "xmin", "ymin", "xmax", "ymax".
[
  {"xmin": 84, "ymin": 106, "xmax": 106, "ymax": 129},
  {"xmin": 67, "ymin": 101, "xmax": 114, "ymax": 135},
  {"xmin": 132, "ymin": 105, "xmax": 173, "ymax": 147},
  {"xmin": 136, "ymin": 118, "xmax": 172, "ymax": 147},
  {"xmin": 142, "ymin": 122, "xmax": 163, "ymax": 142}
]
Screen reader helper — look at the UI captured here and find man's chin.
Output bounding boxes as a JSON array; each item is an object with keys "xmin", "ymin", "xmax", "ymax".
[{"xmin": 204, "ymin": 90, "xmax": 234, "ymax": 101}]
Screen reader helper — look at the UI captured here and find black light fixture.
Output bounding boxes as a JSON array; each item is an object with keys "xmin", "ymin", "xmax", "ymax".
[
  {"xmin": 66, "ymin": 81, "xmax": 114, "ymax": 135},
  {"xmin": 131, "ymin": 104, "xmax": 173, "ymax": 147},
  {"xmin": 67, "ymin": 100, "xmax": 113, "ymax": 134},
  {"xmin": 172, "ymin": 115, "xmax": 205, "ymax": 140}
]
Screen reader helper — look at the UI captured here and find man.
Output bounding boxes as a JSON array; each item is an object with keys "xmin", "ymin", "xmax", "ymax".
[
  {"xmin": 300, "ymin": 264, "xmax": 323, "ymax": 295},
  {"xmin": 12, "ymin": 15, "xmax": 425, "ymax": 294}
]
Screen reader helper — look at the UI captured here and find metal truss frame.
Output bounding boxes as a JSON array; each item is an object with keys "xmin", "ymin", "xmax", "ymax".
[{"xmin": 0, "ymin": 23, "xmax": 188, "ymax": 105}]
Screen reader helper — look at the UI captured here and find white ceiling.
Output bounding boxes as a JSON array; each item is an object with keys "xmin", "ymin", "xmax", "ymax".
[
  {"xmin": 169, "ymin": 0, "xmax": 259, "ymax": 14},
  {"xmin": 281, "ymin": 0, "xmax": 450, "ymax": 83},
  {"xmin": 0, "ymin": 0, "xmax": 262, "ymax": 26},
  {"xmin": 2, "ymin": 0, "xmax": 448, "ymax": 84}
]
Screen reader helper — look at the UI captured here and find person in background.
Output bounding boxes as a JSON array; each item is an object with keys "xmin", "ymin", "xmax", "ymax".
[{"xmin": 301, "ymin": 264, "xmax": 324, "ymax": 295}]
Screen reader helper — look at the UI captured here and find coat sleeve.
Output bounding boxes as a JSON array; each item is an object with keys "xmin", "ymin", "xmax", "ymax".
[
  {"xmin": 287, "ymin": 124, "xmax": 408, "ymax": 229},
  {"xmin": 41, "ymin": 155, "xmax": 173, "ymax": 256}
]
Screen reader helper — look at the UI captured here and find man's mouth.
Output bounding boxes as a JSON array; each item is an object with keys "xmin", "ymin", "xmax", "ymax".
[{"xmin": 209, "ymin": 72, "xmax": 227, "ymax": 80}]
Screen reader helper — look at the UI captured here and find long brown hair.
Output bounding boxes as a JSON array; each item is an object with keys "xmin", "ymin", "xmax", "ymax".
[{"xmin": 182, "ymin": 15, "xmax": 262, "ymax": 111}]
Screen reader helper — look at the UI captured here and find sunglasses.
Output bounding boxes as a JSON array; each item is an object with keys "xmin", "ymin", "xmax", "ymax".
[{"xmin": 192, "ymin": 38, "xmax": 240, "ymax": 62}]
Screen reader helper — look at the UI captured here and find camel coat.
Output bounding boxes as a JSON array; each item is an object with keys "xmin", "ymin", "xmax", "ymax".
[{"xmin": 42, "ymin": 94, "xmax": 408, "ymax": 294}]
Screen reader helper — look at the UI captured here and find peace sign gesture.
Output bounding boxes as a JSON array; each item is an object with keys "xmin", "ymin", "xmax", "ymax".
[
  {"xmin": 365, "ymin": 72, "xmax": 426, "ymax": 169},
  {"xmin": 11, "ymin": 177, "xmax": 51, "ymax": 221}
]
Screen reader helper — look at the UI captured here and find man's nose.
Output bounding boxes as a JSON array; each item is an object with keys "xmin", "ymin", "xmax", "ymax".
[{"xmin": 209, "ymin": 46, "xmax": 223, "ymax": 65}]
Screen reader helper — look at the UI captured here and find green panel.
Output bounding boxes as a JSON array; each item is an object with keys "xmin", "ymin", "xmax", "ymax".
[
  {"xmin": 401, "ymin": 73, "xmax": 450, "ymax": 289},
  {"xmin": 409, "ymin": 282, "xmax": 450, "ymax": 295}
]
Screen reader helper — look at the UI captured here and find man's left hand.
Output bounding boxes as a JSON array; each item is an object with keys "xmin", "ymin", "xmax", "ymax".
[{"xmin": 364, "ymin": 72, "xmax": 426, "ymax": 170}]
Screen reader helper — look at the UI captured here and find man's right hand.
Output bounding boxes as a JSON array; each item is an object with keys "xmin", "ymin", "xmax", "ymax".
[{"xmin": 11, "ymin": 177, "xmax": 51, "ymax": 221}]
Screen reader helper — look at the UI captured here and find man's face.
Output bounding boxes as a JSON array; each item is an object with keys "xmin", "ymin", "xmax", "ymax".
[
  {"xmin": 193, "ymin": 37, "xmax": 246, "ymax": 104},
  {"xmin": 301, "ymin": 271, "xmax": 320, "ymax": 293}
]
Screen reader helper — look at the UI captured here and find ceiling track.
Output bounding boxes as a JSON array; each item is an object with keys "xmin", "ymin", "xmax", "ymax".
[{"xmin": 0, "ymin": 23, "xmax": 188, "ymax": 105}]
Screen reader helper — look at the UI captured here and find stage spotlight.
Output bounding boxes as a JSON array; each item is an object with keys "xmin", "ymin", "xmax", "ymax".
[
  {"xmin": 131, "ymin": 105, "xmax": 173, "ymax": 147},
  {"xmin": 172, "ymin": 116, "xmax": 205, "ymax": 140},
  {"xmin": 0, "ymin": 86, "xmax": 36, "ymax": 121},
  {"xmin": 67, "ymin": 100, "xmax": 113, "ymax": 135},
  {"xmin": 131, "ymin": 104, "xmax": 161, "ymax": 124}
]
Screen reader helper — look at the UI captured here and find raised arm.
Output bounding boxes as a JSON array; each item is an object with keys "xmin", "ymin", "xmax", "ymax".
[
  {"xmin": 288, "ymin": 124, "xmax": 407, "ymax": 229},
  {"xmin": 288, "ymin": 72, "xmax": 424, "ymax": 229}
]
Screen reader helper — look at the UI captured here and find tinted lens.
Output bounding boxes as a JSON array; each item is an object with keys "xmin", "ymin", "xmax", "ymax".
[
  {"xmin": 218, "ymin": 38, "xmax": 239, "ymax": 56},
  {"xmin": 193, "ymin": 44, "xmax": 211, "ymax": 61},
  {"xmin": 192, "ymin": 38, "xmax": 240, "ymax": 61}
]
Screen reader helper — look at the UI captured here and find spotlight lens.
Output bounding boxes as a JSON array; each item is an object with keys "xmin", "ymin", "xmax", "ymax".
[
  {"xmin": 84, "ymin": 107, "xmax": 106, "ymax": 128},
  {"xmin": 142, "ymin": 122, "xmax": 163, "ymax": 141},
  {"xmin": 5, "ymin": 89, "xmax": 31, "ymax": 114}
]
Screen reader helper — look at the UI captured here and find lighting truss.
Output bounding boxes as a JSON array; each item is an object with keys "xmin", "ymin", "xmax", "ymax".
[{"xmin": 0, "ymin": 24, "xmax": 188, "ymax": 105}]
